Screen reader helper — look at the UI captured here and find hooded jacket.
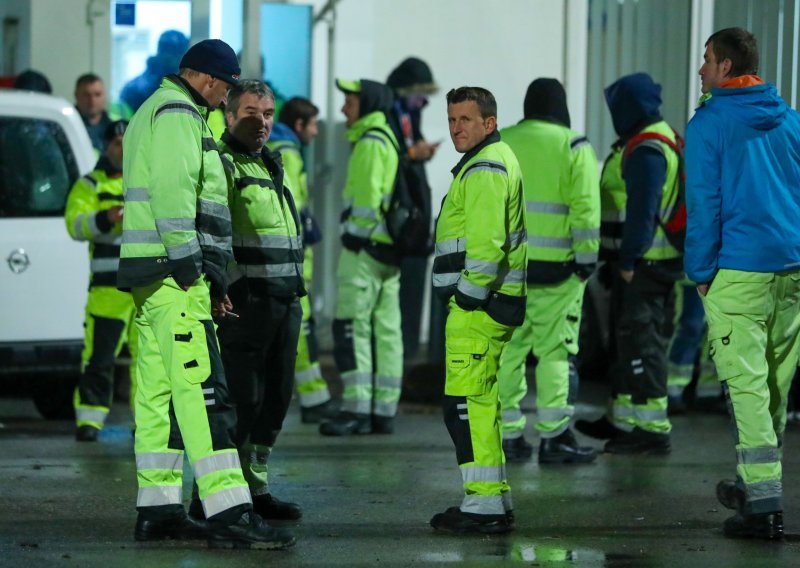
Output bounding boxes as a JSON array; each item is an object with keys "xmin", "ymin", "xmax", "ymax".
[
  {"xmin": 340, "ymin": 80, "xmax": 399, "ymax": 263},
  {"xmin": 685, "ymin": 82, "xmax": 800, "ymax": 283},
  {"xmin": 605, "ymin": 73, "xmax": 680, "ymax": 270}
]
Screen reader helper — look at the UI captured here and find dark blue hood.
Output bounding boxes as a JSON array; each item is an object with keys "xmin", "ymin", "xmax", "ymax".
[
  {"xmin": 605, "ymin": 73, "xmax": 663, "ymax": 139},
  {"xmin": 270, "ymin": 121, "xmax": 300, "ymax": 145}
]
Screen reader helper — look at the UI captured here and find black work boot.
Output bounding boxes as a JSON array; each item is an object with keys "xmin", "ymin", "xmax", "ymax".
[
  {"xmin": 300, "ymin": 399, "xmax": 339, "ymax": 424},
  {"xmin": 575, "ymin": 415, "xmax": 624, "ymax": 440},
  {"xmin": 538, "ymin": 429, "xmax": 597, "ymax": 464},
  {"xmin": 319, "ymin": 412, "xmax": 371, "ymax": 436},
  {"xmin": 723, "ymin": 511, "xmax": 784, "ymax": 540},
  {"xmin": 253, "ymin": 493, "xmax": 302, "ymax": 521},
  {"xmin": 604, "ymin": 427, "xmax": 671, "ymax": 455},
  {"xmin": 371, "ymin": 415, "xmax": 395, "ymax": 434},
  {"xmin": 75, "ymin": 425, "xmax": 99, "ymax": 442},
  {"xmin": 502, "ymin": 436, "xmax": 533, "ymax": 462},
  {"xmin": 716, "ymin": 479, "xmax": 745, "ymax": 511},
  {"xmin": 207, "ymin": 512, "xmax": 295, "ymax": 550},
  {"xmin": 134, "ymin": 513, "xmax": 208, "ymax": 541},
  {"xmin": 430, "ymin": 506, "xmax": 512, "ymax": 535}
]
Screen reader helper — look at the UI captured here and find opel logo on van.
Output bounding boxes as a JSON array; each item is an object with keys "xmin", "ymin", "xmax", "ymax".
[{"xmin": 6, "ymin": 249, "xmax": 30, "ymax": 274}]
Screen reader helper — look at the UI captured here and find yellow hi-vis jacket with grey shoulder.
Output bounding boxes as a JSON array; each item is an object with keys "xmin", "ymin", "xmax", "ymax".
[
  {"xmin": 218, "ymin": 131, "xmax": 306, "ymax": 299},
  {"xmin": 433, "ymin": 131, "xmax": 528, "ymax": 327},
  {"xmin": 65, "ymin": 159, "xmax": 124, "ymax": 287},
  {"xmin": 118, "ymin": 75, "xmax": 233, "ymax": 291},
  {"xmin": 500, "ymin": 119, "xmax": 600, "ymax": 283}
]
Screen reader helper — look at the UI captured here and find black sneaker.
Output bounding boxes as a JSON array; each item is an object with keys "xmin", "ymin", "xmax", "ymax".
[
  {"xmin": 371, "ymin": 415, "xmax": 395, "ymax": 434},
  {"xmin": 300, "ymin": 399, "xmax": 339, "ymax": 424},
  {"xmin": 716, "ymin": 479, "xmax": 745, "ymax": 511},
  {"xmin": 75, "ymin": 425, "xmax": 99, "ymax": 442},
  {"xmin": 430, "ymin": 506, "xmax": 512, "ymax": 535},
  {"xmin": 502, "ymin": 436, "xmax": 533, "ymax": 462},
  {"xmin": 208, "ymin": 512, "xmax": 295, "ymax": 550},
  {"xmin": 134, "ymin": 513, "xmax": 208, "ymax": 541},
  {"xmin": 575, "ymin": 416, "xmax": 624, "ymax": 440},
  {"xmin": 538, "ymin": 429, "xmax": 597, "ymax": 464},
  {"xmin": 604, "ymin": 427, "xmax": 671, "ymax": 455},
  {"xmin": 253, "ymin": 493, "xmax": 302, "ymax": 521},
  {"xmin": 723, "ymin": 511, "xmax": 784, "ymax": 540},
  {"xmin": 188, "ymin": 497, "xmax": 204, "ymax": 520},
  {"xmin": 319, "ymin": 412, "xmax": 371, "ymax": 436}
]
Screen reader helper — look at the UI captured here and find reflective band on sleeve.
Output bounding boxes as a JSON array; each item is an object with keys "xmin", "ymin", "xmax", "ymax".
[
  {"xmin": 465, "ymin": 258, "xmax": 499, "ymax": 276},
  {"xmin": 737, "ymin": 447, "xmax": 781, "ymax": 465},
  {"xmin": 571, "ymin": 228, "xmax": 600, "ymax": 241},
  {"xmin": 527, "ymin": 201, "xmax": 570, "ymax": 215},
  {"xmin": 460, "ymin": 494, "xmax": 505, "ymax": 516},
  {"xmin": 198, "ymin": 232, "xmax": 233, "ymax": 250},
  {"xmin": 343, "ymin": 221, "xmax": 372, "ymax": 238},
  {"xmin": 125, "ymin": 187, "xmax": 150, "ymax": 202},
  {"xmin": 156, "ymin": 217, "xmax": 195, "ymax": 233},
  {"xmin": 238, "ymin": 263, "xmax": 303, "ymax": 278},
  {"xmin": 193, "ymin": 452, "xmax": 242, "ymax": 480},
  {"xmin": 497, "ymin": 269, "xmax": 526, "ymax": 284},
  {"xmin": 166, "ymin": 238, "xmax": 201, "ymax": 260},
  {"xmin": 601, "ymin": 236, "xmax": 622, "ymax": 249},
  {"xmin": 575, "ymin": 251, "xmax": 599, "ymax": 264},
  {"xmin": 460, "ymin": 465, "xmax": 504, "ymax": 484},
  {"xmin": 94, "ymin": 233, "xmax": 122, "ymax": 245},
  {"xmin": 462, "ymin": 160, "xmax": 509, "ymax": 181},
  {"xmin": 507, "ymin": 230, "xmax": 527, "ymax": 248},
  {"xmin": 137, "ymin": 485, "xmax": 182, "ymax": 507},
  {"xmin": 432, "ymin": 272, "xmax": 460, "ymax": 287},
  {"xmin": 90, "ymin": 258, "xmax": 120, "ymax": 273},
  {"xmin": 86, "ymin": 213, "xmax": 102, "ymax": 238},
  {"xmin": 457, "ymin": 278, "xmax": 490, "ymax": 300},
  {"xmin": 601, "ymin": 210, "xmax": 626, "ymax": 222},
  {"xmin": 136, "ymin": 452, "xmax": 184, "ymax": 471},
  {"xmin": 154, "ymin": 102, "xmax": 202, "ymax": 121},
  {"xmin": 528, "ymin": 235, "xmax": 572, "ymax": 249},
  {"xmin": 202, "ymin": 486, "xmax": 252, "ymax": 519},
  {"xmin": 435, "ymin": 238, "xmax": 466, "ymax": 256},
  {"xmin": 123, "ymin": 230, "xmax": 162, "ymax": 244},
  {"xmin": 72, "ymin": 215, "xmax": 88, "ymax": 241},
  {"xmin": 198, "ymin": 199, "xmax": 231, "ymax": 222}
]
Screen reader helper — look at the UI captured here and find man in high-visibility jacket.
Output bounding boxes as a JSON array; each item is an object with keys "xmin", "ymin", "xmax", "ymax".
[
  {"xmin": 212, "ymin": 80, "xmax": 304, "ymax": 524},
  {"xmin": 496, "ymin": 78, "xmax": 599, "ymax": 464},
  {"xmin": 118, "ymin": 40, "xmax": 293, "ymax": 549},
  {"xmin": 268, "ymin": 97, "xmax": 336, "ymax": 424},
  {"xmin": 320, "ymin": 79, "xmax": 403, "ymax": 436},
  {"xmin": 430, "ymin": 86, "xmax": 527, "ymax": 535},
  {"xmin": 687, "ymin": 26, "xmax": 800, "ymax": 540},
  {"xmin": 66, "ymin": 120, "xmax": 135, "ymax": 442},
  {"xmin": 578, "ymin": 73, "xmax": 683, "ymax": 454}
]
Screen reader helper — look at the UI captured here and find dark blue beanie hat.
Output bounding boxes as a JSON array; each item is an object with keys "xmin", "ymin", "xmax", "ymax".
[{"xmin": 179, "ymin": 39, "xmax": 241, "ymax": 85}]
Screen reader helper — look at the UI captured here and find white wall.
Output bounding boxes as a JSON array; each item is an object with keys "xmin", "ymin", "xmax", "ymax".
[{"xmin": 28, "ymin": 0, "xmax": 112, "ymax": 100}]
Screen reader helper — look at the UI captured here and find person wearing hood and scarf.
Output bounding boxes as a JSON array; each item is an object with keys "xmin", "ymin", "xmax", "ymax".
[
  {"xmin": 320, "ymin": 79, "xmax": 404, "ymax": 436},
  {"xmin": 686, "ymin": 27, "xmax": 800, "ymax": 541},
  {"xmin": 496, "ymin": 79, "xmax": 600, "ymax": 465},
  {"xmin": 577, "ymin": 73, "xmax": 683, "ymax": 455}
]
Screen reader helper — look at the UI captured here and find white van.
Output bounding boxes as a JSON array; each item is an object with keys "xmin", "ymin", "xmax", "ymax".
[{"xmin": 0, "ymin": 90, "xmax": 95, "ymax": 417}]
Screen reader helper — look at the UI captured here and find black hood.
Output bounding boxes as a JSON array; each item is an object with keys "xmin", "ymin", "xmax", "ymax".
[
  {"xmin": 523, "ymin": 78, "xmax": 570, "ymax": 127},
  {"xmin": 359, "ymin": 79, "xmax": 394, "ymax": 117},
  {"xmin": 604, "ymin": 73, "xmax": 663, "ymax": 139},
  {"xmin": 386, "ymin": 57, "xmax": 438, "ymax": 96}
]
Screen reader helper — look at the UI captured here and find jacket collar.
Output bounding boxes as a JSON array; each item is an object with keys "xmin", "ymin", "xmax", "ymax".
[
  {"xmin": 166, "ymin": 74, "xmax": 211, "ymax": 109},
  {"xmin": 221, "ymin": 130, "xmax": 261, "ymax": 157},
  {"xmin": 451, "ymin": 130, "xmax": 501, "ymax": 177}
]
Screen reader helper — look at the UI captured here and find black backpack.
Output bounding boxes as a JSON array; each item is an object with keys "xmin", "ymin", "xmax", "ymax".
[
  {"xmin": 366, "ymin": 127, "xmax": 433, "ymax": 257},
  {"xmin": 623, "ymin": 128, "xmax": 687, "ymax": 253}
]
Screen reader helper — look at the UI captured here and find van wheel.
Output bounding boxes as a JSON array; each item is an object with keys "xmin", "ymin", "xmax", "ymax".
[{"xmin": 32, "ymin": 375, "xmax": 77, "ymax": 420}]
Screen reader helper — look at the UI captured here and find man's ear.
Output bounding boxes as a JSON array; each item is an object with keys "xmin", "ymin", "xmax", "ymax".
[
  {"xmin": 225, "ymin": 111, "xmax": 235, "ymax": 128},
  {"xmin": 722, "ymin": 58, "xmax": 734, "ymax": 78},
  {"xmin": 484, "ymin": 115, "xmax": 497, "ymax": 133},
  {"xmin": 294, "ymin": 118, "xmax": 304, "ymax": 134}
]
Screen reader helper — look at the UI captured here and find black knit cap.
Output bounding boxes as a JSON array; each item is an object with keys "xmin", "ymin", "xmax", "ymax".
[
  {"xmin": 386, "ymin": 57, "xmax": 438, "ymax": 95},
  {"xmin": 104, "ymin": 120, "xmax": 128, "ymax": 142},
  {"xmin": 523, "ymin": 78, "xmax": 571, "ymax": 128},
  {"xmin": 179, "ymin": 39, "xmax": 241, "ymax": 85}
]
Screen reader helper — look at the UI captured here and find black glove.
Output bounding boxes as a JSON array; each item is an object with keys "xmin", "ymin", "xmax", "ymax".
[
  {"xmin": 341, "ymin": 234, "xmax": 368, "ymax": 253},
  {"xmin": 203, "ymin": 262, "xmax": 229, "ymax": 301},
  {"xmin": 574, "ymin": 262, "xmax": 596, "ymax": 281}
]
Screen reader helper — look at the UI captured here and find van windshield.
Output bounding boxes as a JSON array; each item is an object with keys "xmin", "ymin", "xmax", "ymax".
[{"xmin": 0, "ymin": 117, "xmax": 80, "ymax": 218}]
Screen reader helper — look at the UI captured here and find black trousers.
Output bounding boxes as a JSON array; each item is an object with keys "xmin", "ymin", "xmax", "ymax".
[
  {"xmin": 218, "ymin": 279, "xmax": 302, "ymax": 448},
  {"xmin": 613, "ymin": 262, "xmax": 679, "ymax": 404}
]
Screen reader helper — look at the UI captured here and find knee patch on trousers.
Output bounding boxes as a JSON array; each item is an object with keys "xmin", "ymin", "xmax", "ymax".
[
  {"xmin": 88, "ymin": 315, "xmax": 126, "ymax": 367},
  {"xmin": 333, "ymin": 319, "xmax": 356, "ymax": 372},
  {"xmin": 443, "ymin": 396, "xmax": 474, "ymax": 465}
]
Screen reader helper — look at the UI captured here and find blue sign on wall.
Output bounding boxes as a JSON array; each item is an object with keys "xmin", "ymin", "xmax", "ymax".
[{"xmin": 115, "ymin": 3, "xmax": 136, "ymax": 27}]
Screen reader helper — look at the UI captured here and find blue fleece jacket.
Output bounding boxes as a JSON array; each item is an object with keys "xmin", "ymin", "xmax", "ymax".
[
  {"xmin": 605, "ymin": 73, "xmax": 669, "ymax": 270},
  {"xmin": 685, "ymin": 83, "xmax": 800, "ymax": 283},
  {"xmin": 270, "ymin": 121, "xmax": 301, "ymax": 145}
]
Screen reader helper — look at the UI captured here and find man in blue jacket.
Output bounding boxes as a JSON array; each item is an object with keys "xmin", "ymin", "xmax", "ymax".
[
  {"xmin": 686, "ymin": 27, "xmax": 800, "ymax": 541},
  {"xmin": 577, "ymin": 74, "xmax": 683, "ymax": 454}
]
